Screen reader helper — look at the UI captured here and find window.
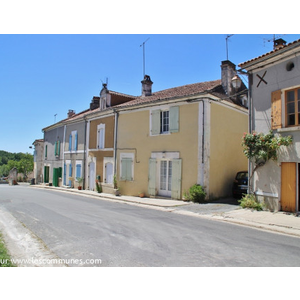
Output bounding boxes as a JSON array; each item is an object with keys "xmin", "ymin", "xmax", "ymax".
[
  {"xmin": 161, "ymin": 111, "xmax": 169, "ymax": 133},
  {"xmin": 97, "ymin": 124, "xmax": 105, "ymax": 149},
  {"xmin": 151, "ymin": 106, "xmax": 179, "ymax": 135},
  {"xmin": 285, "ymin": 88, "xmax": 300, "ymax": 126},
  {"xmin": 45, "ymin": 145, "xmax": 48, "ymax": 159}
]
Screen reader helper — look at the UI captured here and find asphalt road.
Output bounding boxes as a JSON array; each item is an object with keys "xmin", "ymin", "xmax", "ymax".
[{"xmin": 1, "ymin": 185, "xmax": 300, "ymax": 267}]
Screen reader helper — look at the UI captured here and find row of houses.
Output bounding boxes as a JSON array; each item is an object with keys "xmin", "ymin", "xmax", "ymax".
[
  {"xmin": 33, "ymin": 59, "xmax": 249, "ymax": 200},
  {"xmin": 32, "ymin": 37, "xmax": 300, "ymax": 213}
]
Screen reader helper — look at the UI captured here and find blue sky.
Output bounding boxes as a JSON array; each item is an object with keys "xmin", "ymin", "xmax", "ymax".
[{"xmin": 1, "ymin": 33, "xmax": 300, "ymax": 154}]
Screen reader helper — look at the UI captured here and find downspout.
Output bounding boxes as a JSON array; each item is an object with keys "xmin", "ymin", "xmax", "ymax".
[
  {"xmin": 83, "ymin": 117, "xmax": 87, "ymax": 190},
  {"xmin": 113, "ymin": 109, "xmax": 119, "ymax": 176},
  {"xmin": 248, "ymin": 72, "xmax": 253, "ymax": 194}
]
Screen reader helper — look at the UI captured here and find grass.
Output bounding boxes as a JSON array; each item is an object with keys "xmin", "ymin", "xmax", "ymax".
[{"xmin": 0, "ymin": 232, "xmax": 16, "ymax": 267}]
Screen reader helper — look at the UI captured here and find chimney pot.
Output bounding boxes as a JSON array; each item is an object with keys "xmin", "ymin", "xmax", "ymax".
[
  {"xmin": 221, "ymin": 60, "xmax": 237, "ymax": 96},
  {"xmin": 141, "ymin": 75, "xmax": 153, "ymax": 96},
  {"xmin": 68, "ymin": 109, "xmax": 76, "ymax": 118}
]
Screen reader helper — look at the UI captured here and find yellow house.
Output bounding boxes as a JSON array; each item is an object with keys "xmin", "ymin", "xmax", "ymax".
[
  {"xmin": 115, "ymin": 62, "xmax": 248, "ymax": 200},
  {"xmin": 86, "ymin": 84, "xmax": 135, "ymax": 192}
]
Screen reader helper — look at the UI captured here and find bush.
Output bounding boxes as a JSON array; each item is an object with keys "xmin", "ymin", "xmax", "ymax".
[
  {"xmin": 184, "ymin": 184, "xmax": 206, "ymax": 203},
  {"xmin": 239, "ymin": 194, "xmax": 264, "ymax": 211}
]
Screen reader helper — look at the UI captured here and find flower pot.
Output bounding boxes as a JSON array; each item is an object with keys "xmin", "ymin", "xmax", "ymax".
[{"xmin": 78, "ymin": 186, "xmax": 82, "ymax": 190}]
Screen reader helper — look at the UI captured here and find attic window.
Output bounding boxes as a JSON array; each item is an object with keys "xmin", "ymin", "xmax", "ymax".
[{"xmin": 286, "ymin": 62, "xmax": 295, "ymax": 71}]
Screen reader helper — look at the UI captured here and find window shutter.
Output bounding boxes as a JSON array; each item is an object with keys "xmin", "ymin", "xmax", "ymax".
[
  {"xmin": 57, "ymin": 140, "xmax": 60, "ymax": 156},
  {"xmin": 148, "ymin": 158, "xmax": 157, "ymax": 196},
  {"xmin": 271, "ymin": 90, "xmax": 282, "ymax": 129},
  {"xmin": 121, "ymin": 158, "xmax": 133, "ymax": 181},
  {"xmin": 69, "ymin": 164, "xmax": 73, "ymax": 187},
  {"xmin": 169, "ymin": 106, "xmax": 179, "ymax": 133},
  {"xmin": 76, "ymin": 164, "xmax": 81, "ymax": 179},
  {"xmin": 75, "ymin": 132, "xmax": 78, "ymax": 150},
  {"xmin": 171, "ymin": 158, "xmax": 182, "ymax": 199},
  {"xmin": 151, "ymin": 110, "xmax": 161, "ymax": 135},
  {"xmin": 69, "ymin": 134, "xmax": 72, "ymax": 151}
]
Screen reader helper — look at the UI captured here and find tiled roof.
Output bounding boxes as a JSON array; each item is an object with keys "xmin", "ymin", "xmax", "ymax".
[
  {"xmin": 239, "ymin": 39, "xmax": 300, "ymax": 68},
  {"xmin": 116, "ymin": 79, "xmax": 223, "ymax": 108}
]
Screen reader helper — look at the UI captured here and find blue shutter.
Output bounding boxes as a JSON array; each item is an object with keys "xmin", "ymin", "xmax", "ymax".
[
  {"xmin": 76, "ymin": 164, "xmax": 81, "ymax": 179},
  {"xmin": 69, "ymin": 134, "xmax": 72, "ymax": 151},
  {"xmin": 69, "ymin": 164, "xmax": 72, "ymax": 187},
  {"xmin": 75, "ymin": 132, "xmax": 78, "ymax": 150}
]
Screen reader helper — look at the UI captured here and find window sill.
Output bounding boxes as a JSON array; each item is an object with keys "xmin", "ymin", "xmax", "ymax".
[{"xmin": 277, "ymin": 126, "xmax": 300, "ymax": 133}]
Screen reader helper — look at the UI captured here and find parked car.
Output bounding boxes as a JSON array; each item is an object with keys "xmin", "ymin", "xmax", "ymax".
[{"xmin": 232, "ymin": 171, "xmax": 248, "ymax": 198}]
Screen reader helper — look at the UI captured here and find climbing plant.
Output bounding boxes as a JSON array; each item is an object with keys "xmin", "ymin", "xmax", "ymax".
[{"xmin": 242, "ymin": 130, "xmax": 292, "ymax": 166}]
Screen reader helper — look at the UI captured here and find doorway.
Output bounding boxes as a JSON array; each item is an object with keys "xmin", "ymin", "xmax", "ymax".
[{"xmin": 159, "ymin": 160, "xmax": 172, "ymax": 197}]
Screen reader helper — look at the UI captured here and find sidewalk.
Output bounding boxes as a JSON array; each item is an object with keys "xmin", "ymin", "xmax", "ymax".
[{"xmin": 30, "ymin": 184, "xmax": 300, "ymax": 238}]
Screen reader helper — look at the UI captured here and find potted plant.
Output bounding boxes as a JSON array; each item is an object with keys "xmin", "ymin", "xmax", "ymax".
[
  {"xmin": 77, "ymin": 177, "xmax": 83, "ymax": 190},
  {"xmin": 113, "ymin": 175, "xmax": 120, "ymax": 196}
]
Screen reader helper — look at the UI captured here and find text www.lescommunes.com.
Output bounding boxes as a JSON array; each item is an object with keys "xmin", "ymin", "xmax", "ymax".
[{"xmin": 0, "ymin": 258, "xmax": 102, "ymax": 266}]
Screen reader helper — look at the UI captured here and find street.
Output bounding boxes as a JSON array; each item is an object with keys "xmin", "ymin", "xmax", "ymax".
[{"xmin": 1, "ymin": 185, "xmax": 300, "ymax": 267}]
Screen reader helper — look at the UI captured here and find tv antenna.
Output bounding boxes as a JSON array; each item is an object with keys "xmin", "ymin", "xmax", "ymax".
[
  {"xmin": 54, "ymin": 113, "xmax": 57, "ymax": 123},
  {"xmin": 140, "ymin": 38, "xmax": 150, "ymax": 77},
  {"xmin": 226, "ymin": 35, "xmax": 234, "ymax": 60},
  {"xmin": 263, "ymin": 34, "xmax": 286, "ymax": 49}
]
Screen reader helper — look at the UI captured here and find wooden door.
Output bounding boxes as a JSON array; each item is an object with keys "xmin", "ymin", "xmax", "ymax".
[{"xmin": 281, "ymin": 162, "xmax": 296, "ymax": 212}]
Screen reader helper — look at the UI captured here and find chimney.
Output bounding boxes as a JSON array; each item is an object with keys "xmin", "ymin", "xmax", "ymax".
[
  {"xmin": 221, "ymin": 60, "xmax": 237, "ymax": 96},
  {"xmin": 141, "ymin": 75, "xmax": 153, "ymax": 97},
  {"xmin": 67, "ymin": 109, "xmax": 76, "ymax": 118},
  {"xmin": 90, "ymin": 96, "xmax": 100, "ymax": 110},
  {"xmin": 274, "ymin": 38, "xmax": 287, "ymax": 50}
]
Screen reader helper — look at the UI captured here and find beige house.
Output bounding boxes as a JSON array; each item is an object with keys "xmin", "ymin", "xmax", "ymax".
[{"xmin": 114, "ymin": 62, "xmax": 248, "ymax": 200}]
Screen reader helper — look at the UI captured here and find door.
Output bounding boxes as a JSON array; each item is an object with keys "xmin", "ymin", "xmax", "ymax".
[
  {"xmin": 159, "ymin": 160, "xmax": 172, "ymax": 197},
  {"xmin": 89, "ymin": 162, "xmax": 95, "ymax": 191},
  {"xmin": 281, "ymin": 162, "xmax": 296, "ymax": 212},
  {"xmin": 44, "ymin": 166, "xmax": 49, "ymax": 183},
  {"xmin": 105, "ymin": 162, "xmax": 113, "ymax": 184}
]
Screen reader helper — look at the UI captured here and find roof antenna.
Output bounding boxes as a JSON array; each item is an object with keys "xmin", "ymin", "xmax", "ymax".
[
  {"xmin": 140, "ymin": 38, "xmax": 150, "ymax": 78},
  {"xmin": 226, "ymin": 34, "xmax": 234, "ymax": 60}
]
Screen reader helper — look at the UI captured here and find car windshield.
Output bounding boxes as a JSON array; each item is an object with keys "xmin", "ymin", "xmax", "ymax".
[{"xmin": 236, "ymin": 172, "xmax": 248, "ymax": 180}]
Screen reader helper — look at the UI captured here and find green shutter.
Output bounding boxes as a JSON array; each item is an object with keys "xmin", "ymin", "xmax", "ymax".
[
  {"xmin": 121, "ymin": 158, "xmax": 133, "ymax": 181},
  {"xmin": 151, "ymin": 110, "xmax": 161, "ymax": 135},
  {"xmin": 148, "ymin": 158, "xmax": 157, "ymax": 196},
  {"xmin": 169, "ymin": 106, "xmax": 179, "ymax": 133},
  {"xmin": 171, "ymin": 158, "xmax": 182, "ymax": 199}
]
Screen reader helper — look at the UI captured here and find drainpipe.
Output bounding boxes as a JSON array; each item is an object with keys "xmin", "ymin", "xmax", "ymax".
[
  {"xmin": 83, "ymin": 117, "xmax": 87, "ymax": 190},
  {"xmin": 113, "ymin": 109, "xmax": 119, "ymax": 176},
  {"xmin": 248, "ymin": 72, "xmax": 253, "ymax": 194}
]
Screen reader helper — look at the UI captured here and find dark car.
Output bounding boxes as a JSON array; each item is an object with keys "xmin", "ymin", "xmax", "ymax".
[{"xmin": 232, "ymin": 171, "xmax": 248, "ymax": 198}]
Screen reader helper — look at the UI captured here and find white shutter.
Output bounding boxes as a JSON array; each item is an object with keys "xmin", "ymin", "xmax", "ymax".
[
  {"xmin": 151, "ymin": 110, "xmax": 161, "ymax": 135},
  {"xmin": 148, "ymin": 158, "xmax": 157, "ymax": 196},
  {"xmin": 171, "ymin": 158, "xmax": 182, "ymax": 199},
  {"xmin": 169, "ymin": 106, "xmax": 179, "ymax": 133}
]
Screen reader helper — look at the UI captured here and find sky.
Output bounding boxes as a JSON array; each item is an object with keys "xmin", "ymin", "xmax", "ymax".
[
  {"xmin": 1, "ymin": 33, "xmax": 300, "ymax": 154},
  {"xmin": 0, "ymin": 1, "xmax": 299, "ymax": 155}
]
